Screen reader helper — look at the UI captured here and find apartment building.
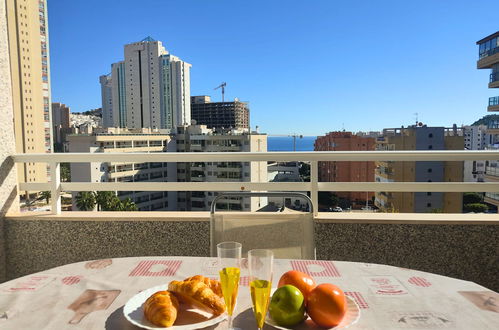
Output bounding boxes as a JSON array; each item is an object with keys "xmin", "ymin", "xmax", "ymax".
[
  {"xmin": 477, "ymin": 31, "xmax": 499, "ymax": 112},
  {"xmin": 314, "ymin": 131, "xmax": 376, "ymax": 205},
  {"xmin": 463, "ymin": 125, "xmax": 487, "ymax": 182},
  {"xmin": 51, "ymin": 102, "xmax": 70, "ymax": 146},
  {"xmin": 100, "ymin": 37, "xmax": 191, "ymax": 130},
  {"xmin": 175, "ymin": 125, "xmax": 267, "ymax": 211},
  {"xmin": 191, "ymin": 96, "xmax": 250, "ymax": 129},
  {"xmin": 67, "ymin": 128, "xmax": 177, "ymax": 211},
  {"xmin": 6, "ymin": 0, "xmax": 52, "ymax": 186},
  {"xmin": 375, "ymin": 125, "xmax": 464, "ymax": 213},
  {"xmin": 477, "ymin": 32, "xmax": 499, "ymax": 210}
]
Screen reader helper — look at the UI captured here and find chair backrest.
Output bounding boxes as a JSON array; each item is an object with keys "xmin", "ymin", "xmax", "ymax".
[{"xmin": 210, "ymin": 192, "xmax": 315, "ymax": 259}]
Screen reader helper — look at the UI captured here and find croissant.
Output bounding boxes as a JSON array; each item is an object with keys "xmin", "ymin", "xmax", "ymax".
[
  {"xmin": 168, "ymin": 279, "xmax": 226, "ymax": 315},
  {"xmin": 183, "ymin": 275, "xmax": 223, "ymax": 298},
  {"xmin": 143, "ymin": 290, "xmax": 179, "ymax": 327}
]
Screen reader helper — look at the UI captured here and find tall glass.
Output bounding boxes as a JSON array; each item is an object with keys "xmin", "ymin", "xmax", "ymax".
[
  {"xmin": 248, "ymin": 249, "xmax": 274, "ymax": 330},
  {"xmin": 217, "ymin": 242, "xmax": 242, "ymax": 330}
]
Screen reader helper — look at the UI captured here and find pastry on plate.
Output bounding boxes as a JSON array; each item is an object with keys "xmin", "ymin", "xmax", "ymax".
[
  {"xmin": 183, "ymin": 275, "xmax": 223, "ymax": 298},
  {"xmin": 169, "ymin": 278, "xmax": 226, "ymax": 315},
  {"xmin": 143, "ymin": 290, "xmax": 179, "ymax": 327}
]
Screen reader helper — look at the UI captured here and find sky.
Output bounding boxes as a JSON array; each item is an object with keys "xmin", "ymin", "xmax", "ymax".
[{"xmin": 48, "ymin": 0, "xmax": 499, "ymax": 136}]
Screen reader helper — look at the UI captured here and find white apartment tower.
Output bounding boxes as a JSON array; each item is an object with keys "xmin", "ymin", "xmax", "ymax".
[{"xmin": 100, "ymin": 37, "xmax": 191, "ymax": 130}]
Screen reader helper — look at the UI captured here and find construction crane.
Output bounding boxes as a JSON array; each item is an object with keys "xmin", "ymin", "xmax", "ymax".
[
  {"xmin": 269, "ymin": 133, "xmax": 304, "ymax": 152},
  {"xmin": 214, "ymin": 82, "xmax": 227, "ymax": 102}
]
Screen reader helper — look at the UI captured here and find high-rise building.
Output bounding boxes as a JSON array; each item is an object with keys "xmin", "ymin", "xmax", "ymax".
[
  {"xmin": 463, "ymin": 125, "xmax": 487, "ymax": 183},
  {"xmin": 477, "ymin": 31, "xmax": 499, "ymax": 210},
  {"xmin": 175, "ymin": 125, "xmax": 267, "ymax": 211},
  {"xmin": 477, "ymin": 31, "xmax": 499, "ymax": 112},
  {"xmin": 6, "ymin": 0, "xmax": 52, "ymax": 186},
  {"xmin": 67, "ymin": 127, "xmax": 176, "ymax": 211},
  {"xmin": 314, "ymin": 131, "xmax": 376, "ymax": 205},
  {"xmin": 374, "ymin": 125, "xmax": 464, "ymax": 213},
  {"xmin": 51, "ymin": 102, "xmax": 70, "ymax": 146},
  {"xmin": 191, "ymin": 96, "xmax": 250, "ymax": 129},
  {"xmin": 100, "ymin": 37, "xmax": 191, "ymax": 130}
]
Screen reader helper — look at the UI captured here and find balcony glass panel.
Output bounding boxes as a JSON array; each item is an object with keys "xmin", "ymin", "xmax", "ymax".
[{"xmin": 489, "ymin": 96, "xmax": 499, "ymax": 106}]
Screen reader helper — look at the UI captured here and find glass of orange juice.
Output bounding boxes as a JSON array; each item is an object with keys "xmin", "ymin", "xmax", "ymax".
[
  {"xmin": 217, "ymin": 242, "xmax": 242, "ymax": 329},
  {"xmin": 248, "ymin": 249, "xmax": 274, "ymax": 330}
]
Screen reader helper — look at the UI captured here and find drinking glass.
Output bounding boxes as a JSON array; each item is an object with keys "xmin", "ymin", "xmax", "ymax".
[
  {"xmin": 217, "ymin": 242, "xmax": 242, "ymax": 329},
  {"xmin": 248, "ymin": 249, "xmax": 274, "ymax": 330}
]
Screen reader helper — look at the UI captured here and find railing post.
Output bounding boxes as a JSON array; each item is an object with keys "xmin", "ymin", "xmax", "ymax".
[
  {"xmin": 50, "ymin": 162, "xmax": 61, "ymax": 215},
  {"xmin": 311, "ymin": 161, "xmax": 318, "ymax": 216}
]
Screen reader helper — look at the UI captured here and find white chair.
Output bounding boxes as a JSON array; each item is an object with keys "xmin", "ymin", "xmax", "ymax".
[{"xmin": 210, "ymin": 192, "xmax": 315, "ymax": 259}]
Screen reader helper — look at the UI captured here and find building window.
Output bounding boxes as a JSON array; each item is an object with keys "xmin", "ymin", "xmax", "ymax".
[
  {"xmin": 427, "ymin": 203, "xmax": 432, "ymax": 207},
  {"xmin": 427, "ymin": 168, "xmax": 432, "ymax": 173}
]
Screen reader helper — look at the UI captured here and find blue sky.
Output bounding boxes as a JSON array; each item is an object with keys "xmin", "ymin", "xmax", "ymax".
[{"xmin": 48, "ymin": 0, "xmax": 499, "ymax": 135}]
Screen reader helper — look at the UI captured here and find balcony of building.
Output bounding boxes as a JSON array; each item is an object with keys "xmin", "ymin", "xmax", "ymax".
[
  {"xmin": 489, "ymin": 71, "xmax": 499, "ymax": 88},
  {"xmin": 0, "ymin": 150, "xmax": 498, "ymax": 295},
  {"xmin": 477, "ymin": 32, "xmax": 499, "ymax": 69},
  {"xmin": 488, "ymin": 96, "xmax": 499, "ymax": 111}
]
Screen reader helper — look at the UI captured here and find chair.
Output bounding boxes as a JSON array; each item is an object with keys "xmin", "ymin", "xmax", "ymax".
[{"xmin": 210, "ymin": 192, "xmax": 315, "ymax": 259}]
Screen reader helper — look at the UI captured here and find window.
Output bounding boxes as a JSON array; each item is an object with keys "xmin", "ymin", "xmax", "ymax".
[{"xmin": 427, "ymin": 203, "xmax": 432, "ymax": 207}]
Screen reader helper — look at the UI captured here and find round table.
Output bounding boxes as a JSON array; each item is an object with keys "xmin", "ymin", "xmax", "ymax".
[{"xmin": 0, "ymin": 256, "xmax": 497, "ymax": 329}]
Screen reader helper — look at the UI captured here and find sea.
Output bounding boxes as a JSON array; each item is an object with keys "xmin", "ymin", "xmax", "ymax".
[{"xmin": 267, "ymin": 136, "xmax": 317, "ymax": 151}]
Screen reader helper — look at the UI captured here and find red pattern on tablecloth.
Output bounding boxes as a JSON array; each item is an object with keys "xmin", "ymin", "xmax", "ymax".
[
  {"xmin": 290, "ymin": 260, "xmax": 341, "ymax": 277},
  {"xmin": 345, "ymin": 291, "xmax": 369, "ymax": 309},
  {"xmin": 61, "ymin": 276, "xmax": 82, "ymax": 285},
  {"xmin": 408, "ymin": 276, "xmax": 432, "ymax": 287},
  {"xmin": 129, "ymin": 260, "xmax": 182, "ymax": 277},
  {"xmin": 239, "ymin": 276, "xmax": 250, "ymax": 286}
]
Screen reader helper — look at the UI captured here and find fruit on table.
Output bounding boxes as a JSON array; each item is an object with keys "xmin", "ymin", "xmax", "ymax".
[
  {"xmin": 306, "ymin": 283, "xmax": 347, "ymax": 328},
  {"xmin": 278, "ymin": 270, "xmax": 316, "ymax": 300},
  {"xmin": 269, "ymin": 285, "xmax": 307, "ymax": 327}
]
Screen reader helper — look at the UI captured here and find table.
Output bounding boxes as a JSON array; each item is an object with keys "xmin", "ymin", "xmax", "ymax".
[{"xmin": 0, "ymin": 256, "xmax": 497, "ymax": 329}]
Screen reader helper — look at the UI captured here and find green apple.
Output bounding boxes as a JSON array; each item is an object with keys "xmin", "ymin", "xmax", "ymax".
[{"xmin": 269, "ymin": 285, "xmax": 307, "ymax": 327}]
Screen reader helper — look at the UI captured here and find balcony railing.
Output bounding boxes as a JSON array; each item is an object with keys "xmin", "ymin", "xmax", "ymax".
[
  {"xmin": 489, "ymin": 96, "xmax": 499, "ymax": 106},
  {"xmin": 11, "ymin": 150, "xmax": 499, "ymax": 215},
  {"xmin": 490, "ymin": 72, "xmax": 499, "ymax": 83}
]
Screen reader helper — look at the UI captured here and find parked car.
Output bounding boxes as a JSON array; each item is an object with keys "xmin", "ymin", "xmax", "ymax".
[{"xmin": 332, "ymin": 206, "xmax": 343, "ymax": 212}]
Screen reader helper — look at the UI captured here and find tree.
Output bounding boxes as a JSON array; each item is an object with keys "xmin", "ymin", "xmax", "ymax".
[
  {"xmin": 463, "ymin": 203, "xmax": 488, "ymax": 213},
  {"xmin": 318, "ymin": 192, "xmax": 339, "ymax": 208},
  {"xmin": 95, "ymin": 191, "xmax": 117, "ymax": 211},
  {"xmin": 299, "ymin": 162, "xmax": 311, "ymax": 181},
  {"xmin": 463, "ymin": 192, "xmax": 483, "ymax": 204},
  {"xmin": 61, "ymin": 163, "xmax": 71, "ymax": 182},
  {"xmin": 39, "ymin": 191, "xmax": 51, "ymax": 204},
  {"xmin": 75, "ymin": 192, "xmax": 96, "ymax": 211},
  {"xmin": 119, "ymin": 197, "xmax": 138, "ymax": 211}
]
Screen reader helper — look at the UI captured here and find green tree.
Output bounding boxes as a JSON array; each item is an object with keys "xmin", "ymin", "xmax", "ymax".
[
  {"xmin": 318, "ymin": 192, "xmax": 339, "ymax": 208},
  {"xmin": 39, "ymin": 191, "xmax": 51, "ymax": 204},
  {"xmin": 61, "ymin": 163, "xmax": 71, "ymax": 182},
  {"xmin": 299, "ymin": 162, "xmax": 310, "ymax": 181},
  {"xmin": 95, "ymin": 191, "xmax": 117, "ymax": 211},
  {"xmin": 463, "ymin": 192, "xmax": 483, "ymax": 204},
  {"xmin": 463, "ymin": 203, "xmax": 488, "ymax": 213},
  {"xmin": 75, "ymin": 192, "xmax": 96, "ymax": 211},
  {"xmin": 118, "ymin": 197, "xmax": 138, "ymax": 211}
]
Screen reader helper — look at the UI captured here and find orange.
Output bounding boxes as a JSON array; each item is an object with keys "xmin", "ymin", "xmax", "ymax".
[
  {"xmin": 306, "ymin": 283, "xmax": 347, "ymax": 328},
  {"xmin": 278, "ymin": 270, "xmax": 316, "ymax": 300}
]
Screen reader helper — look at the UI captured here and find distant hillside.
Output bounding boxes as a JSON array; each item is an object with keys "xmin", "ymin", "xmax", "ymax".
[
  {"xmin": 73, "ymin": 108, "xmax": 102, "ymax": 117},
  {"xmin": 471, "ymin": 114, "xmax": 499, "ymax": 126}
]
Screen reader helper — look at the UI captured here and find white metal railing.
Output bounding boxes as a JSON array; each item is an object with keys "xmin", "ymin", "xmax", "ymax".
[{"xmin": 11, "ymin": 150, "xmax": 499, "ymax": 215}]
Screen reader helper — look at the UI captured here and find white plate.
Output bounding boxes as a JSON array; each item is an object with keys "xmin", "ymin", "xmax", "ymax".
[
  {"xmin": 265, "ymin": 295, "xmax": 360, "ymax": 329},
  {"xmin": 123, "ymin": 284, "xmax": 227, "ymax": 329}
]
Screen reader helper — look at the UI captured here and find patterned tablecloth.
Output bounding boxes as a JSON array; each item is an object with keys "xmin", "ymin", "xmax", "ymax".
[{"xmin": 0, "ymin": 256, "xmax": 497, "ymax": 329}]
